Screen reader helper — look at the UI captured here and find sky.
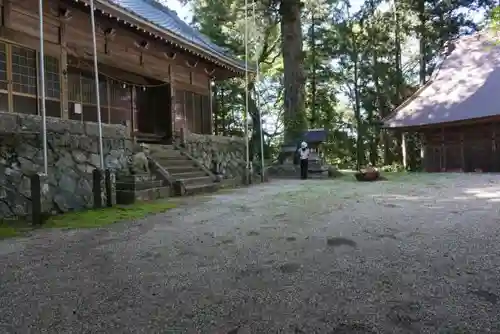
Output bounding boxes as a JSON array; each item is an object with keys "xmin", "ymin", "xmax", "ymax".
[{"xmin": 163, "ymin": 0, "xmax": 192, "ymax": 21}]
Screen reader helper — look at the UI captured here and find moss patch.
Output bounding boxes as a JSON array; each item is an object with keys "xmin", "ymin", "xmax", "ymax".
[
  {"xmin": 0, "ymin": 200, "xmax": 177, "ymax": 238},
  {"xmin": 45, "ymin": 200, "xmax": 177, "ymax": 229},
  {"xmin": 0, "ymin": 221, "xmax": 33, "ymax": 239}
]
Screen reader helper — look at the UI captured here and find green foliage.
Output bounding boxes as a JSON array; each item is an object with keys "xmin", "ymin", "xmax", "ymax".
[
  {"xmin": 177, "ymin": 0, "xmax": 493, "ymax": 166},
  {"xmin": 380, "ymin": 163, "xmax": 406, "ymax": 173}
]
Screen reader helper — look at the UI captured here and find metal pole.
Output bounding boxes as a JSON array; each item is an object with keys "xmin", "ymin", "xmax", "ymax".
[
  {"xmin": 253, "ymin": 2, "xmax": 265, "ymax": 182},
  {"xmin": 244, "ymin": 0, "xmax": 250, "ymax": 182},
  {"xmin": 89, "ymin": 0, "xmax": 105, "ymax": 169},
  {"xmin": 38, "ymin": 0, "xmax": 48, "ymax": 174}
]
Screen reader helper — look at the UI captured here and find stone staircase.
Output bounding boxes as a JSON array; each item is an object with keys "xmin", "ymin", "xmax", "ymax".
[
  {"xmin": 116, "ymin": 173, "xmax": 170, "ymax": 204},
  {"xmin": 148, "ymin": 144, "xmax": 219, "ymax": 196}
]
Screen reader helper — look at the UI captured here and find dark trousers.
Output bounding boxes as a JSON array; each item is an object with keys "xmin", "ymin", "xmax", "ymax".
[{"xmin": 300, "ymin": 159, "xmax": 308, "ymax": 179}]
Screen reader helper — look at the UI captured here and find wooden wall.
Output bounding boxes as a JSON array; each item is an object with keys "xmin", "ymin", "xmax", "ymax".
[
  {"xmin": 0, "ymin": 0, "xmax": 215, "ymax": 135},
  {"xmin": 422, "ymin": 121, "xmax": 500, "ymax": 172}
]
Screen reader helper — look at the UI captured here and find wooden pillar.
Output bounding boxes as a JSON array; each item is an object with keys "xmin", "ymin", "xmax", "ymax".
[
  {"xmin": 4, "ymin": 0, "xmax": 12, "ymax": 113},
  {"xmin": 401, "ymin": 131, "xmax": 407, "ymax": 169},
  {"xmin": 420, "ymin": 132, "xmax": 426, "ymax": 171},
  {"xmin": 130, "ymin": 85, "xmax": 137, "ymax": 140},
  {"xmin": 460, "ymin": 131, "xmax": 465, "ymax": 172},
  {"xmin": 441, "ymin": 127, "xmax": 446, "ymax": 171},
  {"xmin": 208, "ymin": 79, "xmax": 214, "ymax": 135},
  {"xmin": 492, "ymin": 124, "xmax": 496, "ymax": 172},
  {"xmin": 170, "ymin": 66, "xmax": 177, "ymax": 137},
  {"xmin": 60, "ymin": 19, "xmax": 69, "ymax": 119},
  {"xmin": 169, "ymin": 64, "xmax": 175, "ymax": 139},
  {"xmin": 2, "ymin": 0, "xmax": 11, "ymax": 28}
]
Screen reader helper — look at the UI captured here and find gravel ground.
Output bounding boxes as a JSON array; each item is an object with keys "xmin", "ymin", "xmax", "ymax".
[{"xmin": 0, "ymin": 173, "xmax": 500, "ymax": 333}]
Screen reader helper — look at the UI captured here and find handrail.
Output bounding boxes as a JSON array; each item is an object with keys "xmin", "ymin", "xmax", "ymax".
[
  {"xmin": 173, "ymin": 143, "xmax": 218, "ymax": 182},
  {"xmin": 146, "ymin": 155, "xmax": 174, "ymax": 187}
]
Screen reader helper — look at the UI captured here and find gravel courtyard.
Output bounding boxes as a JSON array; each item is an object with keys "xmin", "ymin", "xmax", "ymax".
[{"xmin": 0, "ymin": 173, "xmax": 499, "ymax": 333}]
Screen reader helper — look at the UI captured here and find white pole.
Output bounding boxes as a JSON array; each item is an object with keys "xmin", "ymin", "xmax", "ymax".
[
  {"xmin": 244, "ymin": 0, "xmax": 250, "ymax": 182},
  {"xmin": 38, "ymin": 0, "xmax": 48, "ymax": 174},
  {"xmin": 253, "ymin": 2, "xmax": 265, "ymax": 181},
  {"xmin": 89, "ymin": 0, "xmax": 105, "ymax": 170}
]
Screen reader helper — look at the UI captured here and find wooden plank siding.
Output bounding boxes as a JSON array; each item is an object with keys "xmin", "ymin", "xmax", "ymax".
[
  {"xmin": 421, "ymin": 121, "xmax": 500, "ymax": 173},
  {"xmin": 0, "ymin": 0, "xmax": 213, "ymax": 136}
]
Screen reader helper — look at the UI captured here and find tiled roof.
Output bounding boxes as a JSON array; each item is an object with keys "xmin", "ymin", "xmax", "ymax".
[
  {"xmin": 100, "ymin": 0, "xmax": 247, "ymax": 71},
  {"xmin": 383, "ymin": 30, "xmax": 500, "ymax": 128},
  {"xmin": 300, "ymin": 128, "xmax": 327, "ymax": 143}
]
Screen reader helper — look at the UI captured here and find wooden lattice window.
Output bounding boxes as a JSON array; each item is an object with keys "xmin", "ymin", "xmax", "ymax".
[
  {"xmin": 0, "ymin": 43, "xmax": 7, "ymax": 91},
  {"xmin": 43, "ymin": 55, "xmax": 60, "ymax": 99},
  {"xmin": 176, "ymin": 89, "xmax": 209, "ymax": 134},
  {"xmin": 202, "ymin": 95, "xmax": 211, "ymax": 134},
  {"xmin": 109, "ymin": 80, "xmax": 131, "ymax": 125},
  {"xmin": 445, "ymin": 144, "xmax": 462, "ymax": 171},
  {"xmin": 185, "ymin": 91, "xmax": 194, "ymax": 132},
  {"xmin": 173, "ymin": 89, "xmax": 186, "ymax": 132},
  {"xmin": 11, "ymin": 45, "xmax": 37, "ymax": 95},
  {"xmin": 9, "ymin": 45, "xmax": 61, "ymax": 117},
  {"xmin": 40, "ymin": 54, "xmax": 61, "ymax": 117},
  {"xmin": 0, "ymin": 43, "xmax": 7, "ymax": 113},
  {"xmin": 68, "ymin": 67, "xmax": 110, "ymax": 123},
  {"xmin": 194, "ymin": 93, "xmax": 202, "ymax": 133}
]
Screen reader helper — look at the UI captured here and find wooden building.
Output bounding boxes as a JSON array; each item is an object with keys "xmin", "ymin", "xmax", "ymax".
[
  {"xmin": 382, "ymin": 30, "xmax": 500, "ymax": 173},
  {"xmin": 1, "ymin": 0, "xmax": 247, "ymax": 142}
]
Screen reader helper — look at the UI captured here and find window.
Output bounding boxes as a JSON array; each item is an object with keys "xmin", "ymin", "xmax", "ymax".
[
  {"xmin": 194, "ymin": 93, "xmax": 202, "ymax": 133},
  {"xmin": 173, "ymin": 89, "xmax": 185, "ymax": 132},
  {"xmin": 43, "ymin": 55, "xmax": 60, "ymax": 99},
  {"xmin": 109, "ymin": 80, "xmax": 131, "ymax": 125},
  {"xmin": 185, "ymin": 91, "xmax": 194, "ymax": 132},
  {"xmin": 0, "ymin": 43, "xmax": 7, "ymax": 112},
  {"xmin": 12, "ymin": 45, "xmax": 37, "ymax": 95},
  {"xmin": 68, "ymin": 67, "xmax": 111, "ymax": 123},
  {"xmin": 0, "ymin": 43, "xmax": 7, "ymax": 91},
  {"xmin": 202, "ymin": 95, "xmax": 211, "ymax": 134},
  {"xmin": 41, "ymin": 55, "xmax": 61, "ymax": 117},
  {"xmin": 2, "ymin": 44, "xmax": 62, "ymax": 117},
  {"xmin": 176, "ymin": 89, "xmax": 209, "ymax": 134}
]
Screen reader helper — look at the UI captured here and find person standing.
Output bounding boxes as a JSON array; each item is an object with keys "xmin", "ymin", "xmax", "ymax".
[{"xmin": 298, "ymin": 141, "xmax": 310, "ymax": 180}]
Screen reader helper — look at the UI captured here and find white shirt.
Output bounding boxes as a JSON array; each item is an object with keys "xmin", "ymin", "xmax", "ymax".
[{"xmin": 298, "ymin": 148, "xmax": 310, "ymax": 160}]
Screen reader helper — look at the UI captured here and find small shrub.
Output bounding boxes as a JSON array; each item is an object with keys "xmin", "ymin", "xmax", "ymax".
[{"xmin": 380, "ymin": 163, "xmax": 405, "ymax": 173}]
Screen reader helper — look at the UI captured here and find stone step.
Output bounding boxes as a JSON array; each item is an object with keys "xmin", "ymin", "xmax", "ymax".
[
  {"xmin": 178, "ymin": 175, "xmax": 214, "ymax": 186},
  {"xmin": 156, "ymin": 157, "xmax": 196, "ymax": 167},
  {"xmin": 149, "ymin": 144, "xmax": 175, "ymax": 151},
  {"xmin": 167, "ymin": 165, "xmax": 200, "ymax": 174},
  {"xmin": 184, "ymin": 182, "xmax": 219, "ymax": 196},
  {"xmin": 116, "ymin": 186, "xmax": 171, "ymax": 204},
  {"xmin": 117, "ymin": 173, "xmax": 156, "ymax": 183},
  {"xmin": 150, "ymin": 149, "xmax": 183, "ymax": 158},
  {"xmin": 170, "ymin": 171, "xmax": 208, "ymax": 179},
  {"xmin": 116, "ymin": 179, "xmax": 163, "ymax": 191},
  {"xmin": 154, "ymin": 154, "xmax": 192, "ymax": 161}
]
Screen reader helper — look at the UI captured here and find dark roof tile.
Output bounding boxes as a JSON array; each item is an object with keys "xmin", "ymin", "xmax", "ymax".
[
  {"xmin": 104, "ymin": 0, "xmax": 247, "ymax": 71},
  {"xmin": 301, "ymin": 128, "xmax": 327, "ymax": 143},
  {"xmin": 383, "ymin": 30, "xmax": 500, "ymax": 128}
]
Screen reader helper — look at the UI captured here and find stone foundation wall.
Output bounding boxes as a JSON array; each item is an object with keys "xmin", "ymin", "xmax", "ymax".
[
  {"xmin": 0, "ymin": 112, "xmax": 133, "ymax": 219},
  {"xmin": 176, "ymin": 131, "xmax": 246, "ymax": 180}
]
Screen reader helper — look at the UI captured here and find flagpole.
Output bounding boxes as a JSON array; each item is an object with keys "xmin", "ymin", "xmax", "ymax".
[
  {"xmin": 38, "ymin": 0, "xmax": 48, "ymax": 174},
  {"xmin": 244, "ymin": 0, "xmax": 250, "ymax": 182},
  {"xmin": 89, "ymin": 0, "xmax": 105, "ymax": 169},
  {"xmin": 253, "ymin": 2, "xmax": 265, "ymax": 182}
]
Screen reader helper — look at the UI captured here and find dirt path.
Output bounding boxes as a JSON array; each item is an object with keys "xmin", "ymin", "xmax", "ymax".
[{"xmin": 0, "ymin": 174, "xmax": 499, "ymax": 333}]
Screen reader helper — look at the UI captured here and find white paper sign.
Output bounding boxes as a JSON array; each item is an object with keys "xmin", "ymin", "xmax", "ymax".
[{"xmin": 74, "ymin": 103, "xmax": 82, "ymax": 115}]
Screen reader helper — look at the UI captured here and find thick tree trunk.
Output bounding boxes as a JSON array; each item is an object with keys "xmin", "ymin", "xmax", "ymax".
[
  {"xmin": 310, "ymin": 11, "xmax": 317, "ymax": 128},
  {"xmin": 280, "ymin": 0, "xmax": 307, "ymax": 143}
]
